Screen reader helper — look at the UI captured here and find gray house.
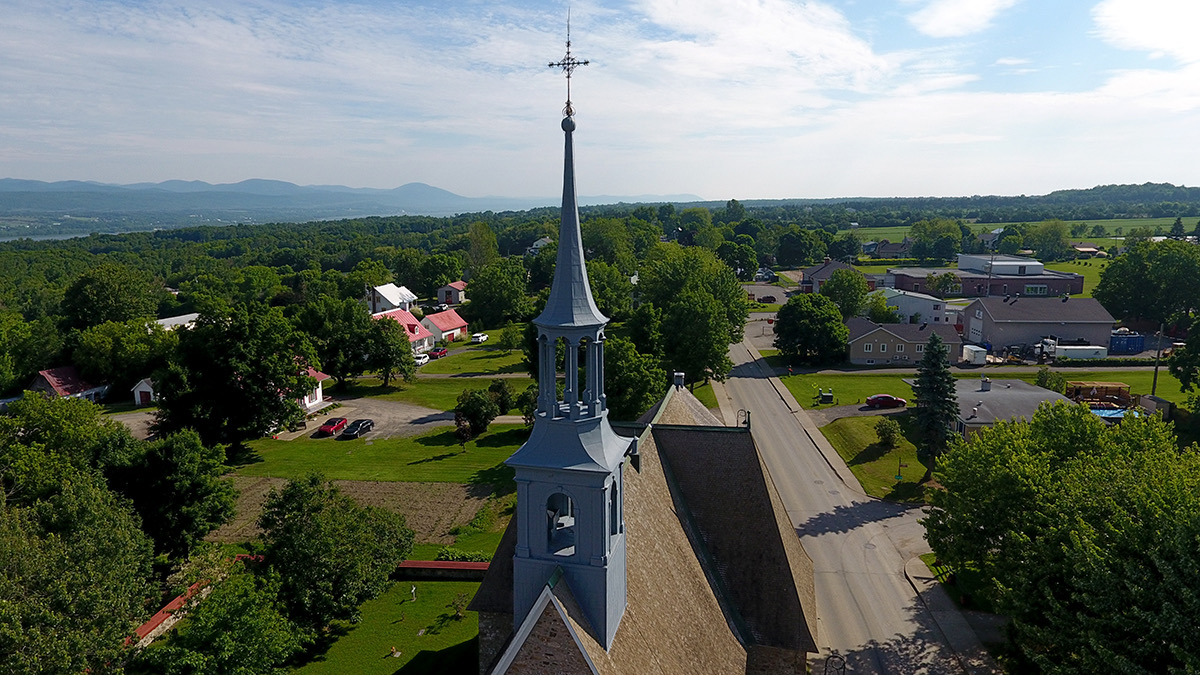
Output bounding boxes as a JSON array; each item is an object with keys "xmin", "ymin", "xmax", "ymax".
[
  {"xmin": 954, "ymin": 377, "xmax": 1071, "ymax": 436},
  {"xmin": 963, "ymin": 296, "xmax": 1115, "ymax": 349}
]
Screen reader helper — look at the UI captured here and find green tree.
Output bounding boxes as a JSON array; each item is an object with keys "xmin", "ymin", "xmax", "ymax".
[
  {"xmin": 1027, "ymin": 218, "xmax": 1072, "ymax": 260},
  {"xmin": 820, "ymin": 268, "xmax": 869, "ymax": 318},
  {"xmin": 60, "ymin": 262, "xmax": 158, "ymax": 331},
  {"xmin": 464, "ymin": 257, "xmax": 533, "ymax": 328},
  {"xmin": 488, "ymin": 378, "xmax": 515, "ymax": 414},
  {"xmin": 910, "ymin": 219, "xmax": 962, "ymax": 264},
  {"xmin": 827, "ymin": 231, "xmax": 861, "ymax": 262},
  {"xmin": 259, "ymin": 474, "xmax": 413, "ymax": 631},
  {"xmin": 516, "ymin": 385, "xmax": 538, "ymax": 426},
  {"xmin": 630, "ymin": 303, "xmax": 664, "ymax": 357},
  {"xmin": 455, "ymin": 388, "xmax": 500, "ymax": 435},
  {"xmin": 394, "ymin": 247, "xmax": 426, "ymax": 291},
  {"xmin": 864, "ymin": 293, "xmax": 901, "ymax": 324},
  {"xmin": 0, "ymin": 474, "xmax": 155, "ymax": 674},
  {"xmin": 154, "ymin": 304, "xmax": 318, "ymax": 449},
  {"xmin": 604, "ymin": 336, "xmax": 666, "ymax": 420},
  {"xmin": 498, "ymin": 323, "xmax": 522, "ymax": 351},
  {"xmin": 107, "ymin": 430, "xmax": 236, "ymax": 558},
  {"xmin": 135, "ymin": 570, "xmax": 306, "ymax": 675},
  {"xmin": 294, "ymin": 295, "xmax": 374, "ymax": 387},
  {"xmin": 1090, "ymin": 224, "xmax": 1107, "ymax": 238},
  {"xmin": 777, "ymin": 228, "xmax": 826, "ymax": 266},
  {"xmin": 582, "ymin": 218, "xmax": 637, "ymax": 275},
  {"xmin": 662, "ymin": 288, "xmax": 734, "ymax": 385},
  {"xmin": 466, "ymin": 221, "xmax": 500, "ymax": 272},
  {"xmin": 923, "ymin": 405, "xmax": 1200, "ymax": 672},
  {"xmin": 772, "ymin": 293, "xmax": 848, "ymax": 366},
  {"xmin": 586, "ymin": 259, "xmax": 633, "ymax": 322},
  {"xmin": 924, "ymin": 272, "xmax": 962, "ymax": 297},
  {"xmin": 912, "ymin": 333, "xmax": 957, "ymax": 475},
  {"xmin": 73, "ymin": 318, "xmax": 177, "ymax": 392},
  {"xmin": 366, "ymin": 316, "xmax": 416, "ymax": 387},
  {"xmin": 1034, "ymin": 366, "xmax": 1067, "ymax": 394},
  {"xmin": 419, "ymin": 253, "xmax": 464, "ymax": 298},
  {"xmin": 1170, "ymin": 216, "xmax": 1186, "ymax": 239}
]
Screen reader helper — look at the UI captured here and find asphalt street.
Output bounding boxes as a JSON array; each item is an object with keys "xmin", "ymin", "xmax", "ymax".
[{"xmin": 721, "ymin": 336, "xmax": 970, "ymax": 674}]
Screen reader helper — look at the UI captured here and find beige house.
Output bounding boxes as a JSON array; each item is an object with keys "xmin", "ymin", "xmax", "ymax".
[{"xmin": 846, "ymin": 318, "xmax": 962, "ymax": 366}]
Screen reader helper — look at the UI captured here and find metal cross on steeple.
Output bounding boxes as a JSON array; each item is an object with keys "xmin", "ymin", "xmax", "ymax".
[{"xmin": 548, "ymin": 12, "xmax": 588, "ymax": 117}]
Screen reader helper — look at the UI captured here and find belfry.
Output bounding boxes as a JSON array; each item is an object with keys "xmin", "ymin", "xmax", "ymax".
[{"xmin": 505, "ymin": 33, "xmax": 633, "ymax": 650}]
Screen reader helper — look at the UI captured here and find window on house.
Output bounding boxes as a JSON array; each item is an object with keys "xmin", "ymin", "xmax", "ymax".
[
  {"xmin": 864, "ymin": 343, "xmax": 872, "ymax": 352},
  {"xmin": 933, "ymin": 304, "xmax": 941, "ymax": 310},
  {"xmin": 1018, "ymin": 266, "xmax": 1027, "ymax": 275},
  {"xmin": 896, "ymin": 344, "xmax": 904, "ymax": 352},
  {"xmin": 913, "ymin": 283, "xmax": 920, "ymax": 292},
  {"xmin": 916, "ymin": 344, "xmax": 924, "ymax": 353},
  {"xmin": 866, "ymin": 359, "xmax": 875, "ymax": 365},
  {"xmin": 880, "ymin": 343, "xmax": 888, "ymax": 353},
  {"xmin": 547, "ymin": 493, "xmax": 576, "ymax": 557},
  {"xmin": 1024, "ymin": 284, "xmax": 1048, "ymax": 296}
]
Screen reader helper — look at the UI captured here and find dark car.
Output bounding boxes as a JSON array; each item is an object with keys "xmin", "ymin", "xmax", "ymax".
[
  {"xmin": 340, "ymin": 419, "xmax": 374, "ymax": 439},
  {"xmin": 318, "ymin": 417, "xmax": 348, "ymax": 436},
  {"xmin": 759, "ymin": 295, "xmax": 777, "ymax": 303},
  {"xmin": 430, "ymin": 347, "xmax": 449, "ymax": 359},
  {"xmin": 865, "ymin": 394, "xmax": 907, "ymax": 409}
]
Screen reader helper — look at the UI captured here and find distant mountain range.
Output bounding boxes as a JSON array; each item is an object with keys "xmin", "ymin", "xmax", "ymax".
[{"xmin": 0, "ymin": 178, "xmax": 703, "ymax": 221}]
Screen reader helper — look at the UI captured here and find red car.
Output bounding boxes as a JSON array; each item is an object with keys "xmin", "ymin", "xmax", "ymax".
[
  {"xmin": 318, "ymin": 417, "xmax": 348, "ymax": 435},
  {"xmin": 429, "ymin": 347, "xmax": 449, "ymax": 359},
  {"xmin": 866, "ymin": 394, "xmax": 907, "ymax": 409}
]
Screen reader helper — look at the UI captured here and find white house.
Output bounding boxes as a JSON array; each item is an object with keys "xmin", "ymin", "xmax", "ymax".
[
  {"xmin": 301, "ymin": 367, "xmax": 332, "ymax": 412},
  {"xmin": 421, "ymin": 308, "xmax": 469, "ymax": 342},
  {"xmin": 367, "ymin": 283, "xmax": 418, "ymax": 313},
  {"xmin": 156, "ymin": 313, "xmax": 200, "ymax": 331},
  {"xmin": 131, "ymin": 378, "xmax": 156, "ymax": 406},
  {"xmin": 525, "ymin": 236, "xmax": 553, "ymax": 256},
  {"xmin": 875, "ymin": 288, "xmax": 953, "ymax": 324}
]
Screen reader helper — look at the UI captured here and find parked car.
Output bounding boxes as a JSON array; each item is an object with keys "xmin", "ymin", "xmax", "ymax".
[
  {"xmin": 759, "ymin": 295, "xmax": 777, "ymax": 303},
  {"xmin": 430, "ymin": 347, "xmax": 449, "ymax": 359},
  {"xmin": 340, "ymin": 419, "xmax": 374, "ymax": 439},
  {"xmin": 318, "ymin": 417, "xmax": 348, "ymax": 436},
  {"xmin": 471, "ymin": 332, "xmax": 489, "ymax": 343},
  {"xmin": 414, "ymin": 353, "xmax": 430, "ymax": 366},
  {"xmin": 865, "ymin": 394, "xmax": 907, "ymax": 409},
  {"xmin": 433, "ymin": 303, "xmax": 449, "ymax": 312}
]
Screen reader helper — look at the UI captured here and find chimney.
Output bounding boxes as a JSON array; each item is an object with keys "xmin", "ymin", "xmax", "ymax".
[
  {"xmin": 673, "ymin": 372, "xmax": 685, "ymax": 389},
  {"xmin": 823, "ymin": 256, "xmax": 831, "ymax": 264}
]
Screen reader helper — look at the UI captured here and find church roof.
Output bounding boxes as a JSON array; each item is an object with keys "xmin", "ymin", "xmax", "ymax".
[
  {"xmin": 506, "ymin": 414, "xmax": 632, "ymax": 474},
  {"xmin": 473, "ymin": 385, "xmax": 818, "ymax": 673},
  {"xmin": 534, "ymin": 116, "xmax": 607, "ymax": 330}
]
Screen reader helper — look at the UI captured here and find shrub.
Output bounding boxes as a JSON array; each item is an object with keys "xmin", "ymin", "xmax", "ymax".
[
  {"xmin": 875, "ymin": 417, "xmax": 902, "ymax": 447},
  {"xmin": 1034, "ymin": 367, "xmax": 1067, "ymax": 393},
  {"xmin": 435, "ymin": 547, "xmax": 491, "ymax": 562}
]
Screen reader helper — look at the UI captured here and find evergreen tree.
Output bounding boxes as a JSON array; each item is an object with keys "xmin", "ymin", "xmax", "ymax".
[
  {"xmin": 913, "ymin": 332, "xmax": 957, "ymax": 477},
  {"xmin": 1170, "ymin": 216, "xmax": 1185, "ymax": 239}
]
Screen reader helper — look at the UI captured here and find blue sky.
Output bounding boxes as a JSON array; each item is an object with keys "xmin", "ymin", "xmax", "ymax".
[{"xmin": 1, "ymin": 0, "xmax": 1197, "ymax": 200}]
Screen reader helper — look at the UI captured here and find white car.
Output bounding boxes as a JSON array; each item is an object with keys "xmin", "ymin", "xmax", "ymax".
[
  {"xmin": 414, "ymin": 353, "xmax": 430, "ymax": 366},
  {"xmin": 470, "ymin": 333, "xmax": 489, "ymax": 344}
]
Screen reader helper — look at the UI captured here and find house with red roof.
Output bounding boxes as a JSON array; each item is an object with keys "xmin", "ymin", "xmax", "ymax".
[
  {"xmin": 29, "ymin": 366, "xmax": 109, "ymax": 402},
  {"xmin": 437, "ymin": 280, "xmax": 468, "ymax": 305},
  {"xmin": 301, "ymin": 367, "xmax": 332, "ymax": 411},
  {"xmin": 421, "ymin": 308, "xmax": 469, "ymax": 343},
  {"xmin": 372, "ymin": 308, "xmax": 435, "ymax": 353}
]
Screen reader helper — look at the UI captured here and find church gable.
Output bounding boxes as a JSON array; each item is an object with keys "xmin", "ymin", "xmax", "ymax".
[{"xmin": 494, "ymin": 584, "xmax": 599, "ymax": 675}]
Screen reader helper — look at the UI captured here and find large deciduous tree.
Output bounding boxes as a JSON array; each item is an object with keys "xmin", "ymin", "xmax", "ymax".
[
  {"xmin": 60, "ymin": 262, "xmax": 158, "ymax": 331},
  {"xmin": 772, "ymin": 293, "xmax": 848, "ymax": 366},
  {"xmin": 464, "ymin": 257, "xmax": 533, "ymax": 328},
  {"xmin": 367, "ymin": 317, "xmax": 416, "ymax": 387},
  {"xmin": 603, "ymin": 336, "xmax": 666, "ymax": 420},
  {"xmin": 912, "ymin": 333, "xmax": 957, "ymax": 475},
  {"xmin": 73, "ymin": 318, "xmax": 177, "ymax": 392},
  {"xmin": 259, "ymin": 474, "xmax": 413, "ymax": 632},
  {"xmin": 923, "ymin": 404, "xmax": 1200, "ymax": 672},
  {"xmin": 910, "ymin": 218, "xmax": 962, "ymax": 264},
  {"xmin": 820, "ymin": 268, "xmax": 869, "ymax": 318},
  {"xmin": 586, "ymin": 259, "xmax": 633, "ymax": 323},
  {"xmin": 154, "ymin": 304, "xmax": 318, "ymax": 449},
  {"xmin": 294, "ymin": 295, "xmax": 374, "ymax": 387}
]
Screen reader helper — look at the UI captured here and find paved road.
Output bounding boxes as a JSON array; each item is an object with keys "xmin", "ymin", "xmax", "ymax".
[{"xmin": 721, "ymin": 340, "xmax": 969, "ymax": 674}]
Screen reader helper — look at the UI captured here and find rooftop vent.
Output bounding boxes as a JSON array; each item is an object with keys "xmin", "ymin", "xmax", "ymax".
[{"xmin": 673, "ymin": 372, "xmax": 685, "ymax": 389}]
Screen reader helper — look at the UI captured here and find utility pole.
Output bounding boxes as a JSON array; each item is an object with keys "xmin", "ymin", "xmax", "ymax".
[{"xmin": 1152, "ymin": 321, "xmax": 1165, "ymax": 396}]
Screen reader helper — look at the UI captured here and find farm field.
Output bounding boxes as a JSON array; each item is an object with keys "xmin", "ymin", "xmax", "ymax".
[{"xmin": 1044, "ymin": 258, "xmax": 1109, "ymax": 297}]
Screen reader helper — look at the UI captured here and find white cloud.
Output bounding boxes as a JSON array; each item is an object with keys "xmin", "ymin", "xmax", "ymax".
[
  {"xmin": 1092, "ymin": 0, "xmax": 1200, "ymax": 63},
  {"xmin": 994, "ymin": 57, "xmax": 1029, "ymax": 66},
  {"xmin": 908, "ymin": 0, "xmax": 1022, "ymax": 38}
]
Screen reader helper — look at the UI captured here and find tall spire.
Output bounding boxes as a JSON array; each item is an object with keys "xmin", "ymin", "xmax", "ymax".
[{"xmin": 537, "ymin": 21, "xmax": 606, "ymax": 330}]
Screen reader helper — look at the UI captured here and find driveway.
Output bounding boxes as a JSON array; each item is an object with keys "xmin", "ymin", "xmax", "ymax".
[{"xmin": 806, "ymin": 404, "xmax": 909, "ymax": 428}]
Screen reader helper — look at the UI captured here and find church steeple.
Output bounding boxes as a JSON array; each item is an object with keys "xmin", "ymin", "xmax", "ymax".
[{"xmin": 506, "ymin": 28, "xmax": 630, "ymax": 651}]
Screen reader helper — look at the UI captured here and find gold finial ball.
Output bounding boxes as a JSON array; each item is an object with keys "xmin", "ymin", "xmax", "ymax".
[{"xmin": 561, "ymin": 116, "xmax": 576, "ymax": 131}]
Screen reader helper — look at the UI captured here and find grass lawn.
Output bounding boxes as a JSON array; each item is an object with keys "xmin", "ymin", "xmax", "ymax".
[
  {"xmin": 820, "ymin": 414, "xmax": 932, "ymax": 502},
  {"xmin": 1045, "ymin": 259, "xmax": 1110, "ymax": 298},
  {"xmin": 691, "ymin": 381, "xmax": 718, "ymax": 410},
  {"xmin": 295, "ymin": 581, "xmax": 479, "ymax": 675},
  {"xmin": 748, "ymin": 302, "xmax": 783, "ymax": 313},
  {"xmin": 419, "ymin": 347, "xmax": 525, "ymax": 376},
  {"xmin": 235, "ymin": 424, "xmax": 527, "ymax": 485},
  {"xmin": 782, "ymin": 373, "xmax": 915, "ymax": 409},
  {"xmin": 341, "ymin": 377, "xmax": 533, "ymax": 412}
]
